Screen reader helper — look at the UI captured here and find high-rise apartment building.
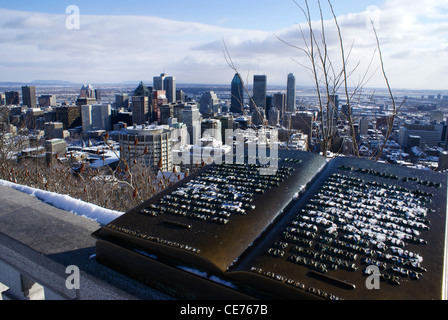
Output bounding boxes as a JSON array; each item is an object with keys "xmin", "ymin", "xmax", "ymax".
[
  {"xmin": 119, "ymin": 125, "xmax": 173, "ymax": 172},
  {"xmin": 286, "ymin": 73, "xmax": 296, "ymax": 112},
  {"xmin": 22, "ymin": 86, "xmax": 37, "ymax": 108},
  {"xmin": 231, "ymin": 73, "xmax": 244, "ymax": 114}
]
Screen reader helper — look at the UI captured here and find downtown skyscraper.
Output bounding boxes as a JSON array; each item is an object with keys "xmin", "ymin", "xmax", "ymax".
[
  {"xmin": 251, "ymin": 75, "xmax": 267, "ymax": 113},
  {"xmin": 251, "ymin": 75, "xmax": 267, "ymax": 125},
  {"xmin": 153, "ymin": 73, "xmax": 176, "ymax": 103},
  {"xmin": 22, "ymin": 85, "xmax": 37, "ymax": 108},
  {"xmin": 230, "ymin": 73, "xmax": 244, "ymax": 114},
  {"xmin": 286, "ymin": 73, "xmax": 296, "ymax": 112},
  {"xmin": 132, "ymin": 81, "xmax": 151, "ymax": 125}
]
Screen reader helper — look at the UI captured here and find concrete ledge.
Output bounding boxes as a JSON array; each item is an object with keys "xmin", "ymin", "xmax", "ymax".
[{"xmin": 0, "ymin": 185, "xmax": 173, "ymax": 300}]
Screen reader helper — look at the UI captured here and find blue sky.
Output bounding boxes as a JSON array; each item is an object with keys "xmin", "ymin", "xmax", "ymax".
[{"xmin": 0, "ymin": 0, "xmax": 447, "ymax": 90}]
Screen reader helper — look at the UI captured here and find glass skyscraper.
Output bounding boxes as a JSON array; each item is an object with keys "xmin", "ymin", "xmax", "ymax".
[
  {"xmin": 286, "ymin": 73, "xmax": 296, "ymax": 112},
  {"xmin": 252, "ymin": 75, "xmax": 267, "ymax": 113},
  {"xmin": 231, "ymin": 73, "xmax": 244, "ymax": 114}
]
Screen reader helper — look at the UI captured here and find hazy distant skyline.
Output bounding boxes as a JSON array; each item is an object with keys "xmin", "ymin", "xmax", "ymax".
[{"xmin": 0, "ymin": 0, "xmax": 447, "ymax": 91}]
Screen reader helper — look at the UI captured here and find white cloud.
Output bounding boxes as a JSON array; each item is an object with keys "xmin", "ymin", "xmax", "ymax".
[{"xmin": 0, "ymin": 1, "xmax": 447, "ymax": 90}]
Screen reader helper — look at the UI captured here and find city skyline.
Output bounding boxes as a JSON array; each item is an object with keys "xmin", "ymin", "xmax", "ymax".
[{"xmin": 0, "ymin": 1, "xmax": 447, "ymax": 90}]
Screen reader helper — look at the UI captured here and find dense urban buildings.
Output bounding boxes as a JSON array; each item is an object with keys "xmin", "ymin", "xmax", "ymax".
[{"xmin": 1, "ymin": 73, "xmax": 448, "ymax": 175}]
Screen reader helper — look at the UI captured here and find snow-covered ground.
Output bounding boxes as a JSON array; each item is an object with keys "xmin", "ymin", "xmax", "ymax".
[{"xmin": 0, "ymin": 179, "xmax": 123, "ymax": 226}]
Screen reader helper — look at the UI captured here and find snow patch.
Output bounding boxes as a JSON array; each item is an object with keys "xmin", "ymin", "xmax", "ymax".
[{"xmin": 0, "ymin": 179, "xmax": 123, "ymax": 226}]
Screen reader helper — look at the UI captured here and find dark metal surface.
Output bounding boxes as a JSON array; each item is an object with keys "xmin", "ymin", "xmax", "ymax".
[{"xmin": 93, "ymin": 152, "xmax": 448, "ymax": 300}]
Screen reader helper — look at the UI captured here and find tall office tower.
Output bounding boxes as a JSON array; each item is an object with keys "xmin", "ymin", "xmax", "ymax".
[
  {"xmin": 22, "ymin": 86, "xmax": 37, "ymax": 108},
  {"xmin": 95, "ymin": 89, "xmax": 102, "ymax": 103},
  {"xmin": 182, "ymin": 102, "xmax": 202, "ymax": 145},
  {"xmin": 115, "ymin": 93, "xmax": 129, "ymax": 109},
  {"xmin": 5, "ymin": 91, "xmax": 20, "ymax": 105},
  {"xmin": 160, "ymin": 104, "xmax": 174, "ymax": 125},
  {"xmin": 81, "ymin": 104, "xmax": 112, "ymax": 132},
  {"xmin": 0, "ymin": 93, "xmax": 5, "ymax": 106},
  {"xmin": 153, "ymin": 73, "xmax": 166, "ymax": 91},
  {"xmin": 38, "ymin": 95, "xmax": 57, "ymax": 107},
  {"xmin": 55, "ymin": 106, "xmax": 81, "ymax": 129},
  {"xmin": 172, "ymin": 102, "xmax": 185, "ymax": 123},
  {"xmin": 286, "ymin": 73, "xmax": 296, "ymax": 112},
  {"xmin": 329, "ymin": 94, "xmax": 339, "ymax": 114},
  {"xmin": 290, "ymin": 111, "xmax": 314, "ymax": 145},
  {"xmin": 231, "ymin": 73, "xmax": 244, "ymax": 114},
  {"xmin": 132, "ymin": 96, "xmax": 149, "ymax": 126},
  {"xmin": 176, "ymin": 90, "xmax": 186, "ymax": 103},
  {"xmin": 163, "ymin": 76, "xmax": 176, "ymax": 103},
  {"xmin": 251, "ymin": 75, "xmax": 267, "ymax": 114},
  {"xmin": 252, "ymin": 108, "xmax": 265, "ymax": 126},
  {"xmin": 201, "ymin": 118, "xmax": 222, "ymax": 141},
  {"xmin": 268, "ymin": 107, "xmax": 280, "ymax": 126},
  {"xmin": 79, "ymin": 84, "xmax": 96, "ymax": 99},
  {"xmin": 266, "ymin": 95, "xmax": 273, "ymax": 119},
  {"xmin": 273, "ymin": 92, "xmax": 286, "ymax": 119},
  {"xmin": 119, "ymin": 125, "xmax": 173, "ymax": 172},
  {"xmin": 77, "ymin": 84, "xmax": 99, "ymax": 106},
  {"xmin": 132, "ymin": 81, "xmax": 151, "ymax": 125},
  {"xmin": 152, "ymin": 90, "xmax": 168, "ymax": 124},
  {"xmin": 199, "ymin": 91, "xmax": 220, "ymax": 116},
  {"xmin": 134, "ymin": 81, "xmax": 151, "ymax": 97},
  {"xmin": 216, "ymin": 114, "xmax": 234, "ymax": 143}
]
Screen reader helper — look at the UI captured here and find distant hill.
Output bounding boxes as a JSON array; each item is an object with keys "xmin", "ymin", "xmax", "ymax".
[{"xmin": 0, "ymin": 80, "xmax": 79, "ymax": 87}]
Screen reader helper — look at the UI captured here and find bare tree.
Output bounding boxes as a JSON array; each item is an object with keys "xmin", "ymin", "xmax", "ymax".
[
  {"xmin": 0, "ymin": 129, "xmax": 176, "ymax": 212},
  {"xmin": 276, "ymin": 0, "xmax": 401, "ymax": 159}
]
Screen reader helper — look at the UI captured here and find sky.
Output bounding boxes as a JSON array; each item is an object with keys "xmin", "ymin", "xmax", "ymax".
[{"xmin": 0, "ymin": 0, "xmax": 447, "ymax": 91}]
